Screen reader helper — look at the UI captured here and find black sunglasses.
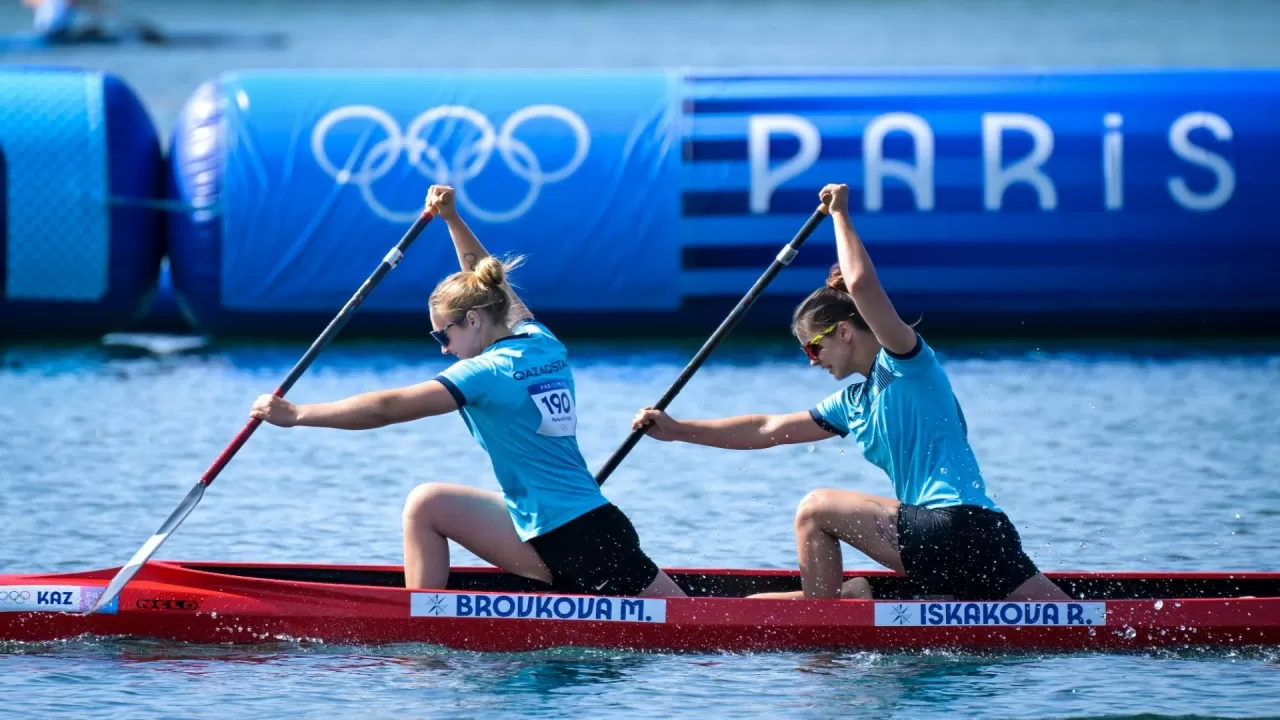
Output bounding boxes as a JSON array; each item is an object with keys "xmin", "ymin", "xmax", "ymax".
[{"xmin": 430, "ymin": 317, "xmax": 466, "ymax": 348}]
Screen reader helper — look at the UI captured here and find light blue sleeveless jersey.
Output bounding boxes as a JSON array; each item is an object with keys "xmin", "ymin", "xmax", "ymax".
[
  {"xmin": 435, "ymin": 319, "xmax": 608, "ymax": 541},
  {"xmin": 809, "ymin": 334, "xmax": 1000, "ymax": 511}
]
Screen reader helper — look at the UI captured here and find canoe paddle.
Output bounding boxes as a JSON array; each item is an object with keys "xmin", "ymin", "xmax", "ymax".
[
  {"xmin": 83, "ymin": 208, "xmax": 436, "ymax": 615},
  {"xmin": 594, "ymin": 205, "xmax": 831, "ymax": 486}
]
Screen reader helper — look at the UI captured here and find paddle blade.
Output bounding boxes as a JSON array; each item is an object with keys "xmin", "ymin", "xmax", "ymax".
[{"xmin": 82, "ymin": 482, "xmax": 207, "ymax": 615}]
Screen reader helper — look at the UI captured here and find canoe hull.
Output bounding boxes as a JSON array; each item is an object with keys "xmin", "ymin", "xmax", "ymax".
[{"xmin": 3, "ymin": 562, "xmax": 1278, "ymax": 653}]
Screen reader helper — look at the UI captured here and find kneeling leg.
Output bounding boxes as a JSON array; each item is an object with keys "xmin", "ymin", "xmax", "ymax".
[{"xmin": 402, "ymin": 483, "xmax": 553, "ymax": 589}]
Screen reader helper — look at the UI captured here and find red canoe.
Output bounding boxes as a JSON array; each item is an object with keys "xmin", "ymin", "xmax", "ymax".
[{"xmin": 3, "ymin": 561, "xmax": 1278, "ymax": 652}]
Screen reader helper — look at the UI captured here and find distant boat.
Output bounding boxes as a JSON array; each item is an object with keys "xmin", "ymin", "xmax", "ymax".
[{"xmin": 0, "ymin": 26, "xmax": 289, "ymax": 52}]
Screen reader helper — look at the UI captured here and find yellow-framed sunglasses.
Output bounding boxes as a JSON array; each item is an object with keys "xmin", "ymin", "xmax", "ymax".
[{"xmin": 802, "ymin": 313, "xmax": 857, "ymax": 362}]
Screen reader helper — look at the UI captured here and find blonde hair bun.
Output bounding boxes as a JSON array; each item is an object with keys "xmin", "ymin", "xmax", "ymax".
[
  {"xmin": 429, "ymin": 254, "xmax": 526, "ymax": 325},
  {"xmin": 474, "ymin": 256, "xmax": 506, "ymax": 289}
]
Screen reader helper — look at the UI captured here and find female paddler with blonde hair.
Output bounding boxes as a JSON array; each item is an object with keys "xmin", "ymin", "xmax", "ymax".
[
  {"xmin": 251, "ymin": 185, "xmax": 685, "ymax": 599},
  {"xmin": 634, "ymin": 183, "xmax": 1071, "ymax": 603}
]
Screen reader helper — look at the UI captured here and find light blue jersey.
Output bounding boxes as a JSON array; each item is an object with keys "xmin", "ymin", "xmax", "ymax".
[
  {"xmin": 809, "ymin": 333, "xmax": 999, "ymax": 511},
  {"xmin": 435, "ymin": 319, "xmax": 608, "ymax": 541}
]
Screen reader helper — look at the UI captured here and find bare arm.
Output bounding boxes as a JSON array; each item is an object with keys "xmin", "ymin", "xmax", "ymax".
[
  {"xmin": 634, "ymin": 409, "xmax": 836, "ymax": 450},
  {"xmin": 822, "ymin": 184, "xmax": 918, "ymax": 356},
  {"xmin": 427, "ymin": 185, "xmax": 533, "ymax": 323},
  {"xmin": 252, "ymin": 380, "xmax": 460, "ymax": 431}
]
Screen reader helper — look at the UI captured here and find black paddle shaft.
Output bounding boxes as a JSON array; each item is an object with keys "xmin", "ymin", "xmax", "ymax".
[
  {"xmin": 199, "ymin": 209, "xmax": 435, "ymax": 488},
  {"xmin": 274, "ymin": 210, "xmax": 435, "ymax": 398},
  {"xmin": 594, "ymin": 206, "xmax": 830, "ymax": 486}
]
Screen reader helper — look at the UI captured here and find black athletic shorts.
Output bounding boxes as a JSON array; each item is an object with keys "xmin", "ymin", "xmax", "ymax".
[
  {"xmin": 527, "ymin": 503, "xmax": 661, "ymax": 597},
  {"xmin": 896, "ymin": 504, "xmax": 1040, "ymax": 601}
]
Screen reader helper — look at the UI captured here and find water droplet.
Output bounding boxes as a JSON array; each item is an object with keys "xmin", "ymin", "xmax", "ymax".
[
  {"xmin": 1235, "ymin": 513, "xmax": 1241, "ymax": 520},
  {"xmin": 838, "ymin": 449, "xmax": 844, "ymax": 455},
  {"xmin": 1124, "ymin": 627, "xmax": 1137, "ymax": 639},
  {"xmin": 807, "ymin": 446, "xmax": 816, "ymax": 453},
  {"xmin": 940, "ymin": 467, "xmax": 948, "ymax": 475},
  {"xmin": 1154, "ymin": 600, "xmax": 1164, "ymax": 610},
  {"xmin": 1088, "ymin": 627, "xmax": 1096, "ymax": 637},
  {"xmin": 971, "ymin": 481, "xmax": 980, "ymax": 489},
  {"xmin": 211, "ymin": 611, "xmax": 218, "ymax": 619}
]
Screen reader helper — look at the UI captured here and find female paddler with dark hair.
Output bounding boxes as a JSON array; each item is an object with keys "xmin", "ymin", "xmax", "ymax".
[
  {"xmin": 251, "ymin": 185, "xmax": 685, "ymax": 599},
  {"xmin": 633, "ymin": 183, "xmax": 1070, "ymax": 603}
]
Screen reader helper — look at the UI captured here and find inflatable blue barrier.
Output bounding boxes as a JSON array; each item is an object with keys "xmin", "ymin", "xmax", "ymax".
[
  {"xmin": 166, "ymin": 69, "xmax": 1280, "ymax": 336},
  {"xmin": 0, "ymin": 67, "xmax": 164, "ymax": 338},
  {"xmin": 680, "ymin": 69, "xmax": 1280, "ymax": 331},
  {"xmin": 168, "ymin": 70, "xmax": 680, "ymax": 335},
  {"xmin": 123, "ymin": 259, "xmax": 192, "ymax": 334}
]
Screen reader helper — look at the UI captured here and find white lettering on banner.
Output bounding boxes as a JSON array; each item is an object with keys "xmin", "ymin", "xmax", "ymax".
[
  {"xmin": 743, "ymin": 111, "xmax": 1238, "ymax": 214},
  {"xmin": 874, "ymin": 601, "xmax": 1106, "ymax": 627},
  {"xmin": 1103, "ymin": 113, "xmax": 1125, "ymax": 210},
  {"xmin": 1168, "ymin": 112, "xmax": 1236, "ymax": 212},
  {"xmin": 983, "ymin": 112, "xmax": 1057, "ymax": 211},
  {"xmin": 0, "ymin": 585, "xmax": 118, "ymax": 614},
  {"xmin": 748, "ymin": 114, "xmax": 821, "ymax": 213},
  {"xmin": 410, "ymin": 592, "xmax": 667, "ymax": 623},
  {"xmin": 864, "ymin": 112, "xmax": 935, "ymax": 212}
]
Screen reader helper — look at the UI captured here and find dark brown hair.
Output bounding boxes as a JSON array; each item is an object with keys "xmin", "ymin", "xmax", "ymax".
[{"xmin": 791, "ymin": 264, "xmax": 871, "ymax": 339}]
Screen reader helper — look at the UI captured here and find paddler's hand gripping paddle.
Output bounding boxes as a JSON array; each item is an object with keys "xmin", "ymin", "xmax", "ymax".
[
  {"xmin": 594, "ymin": 204, "xmax": 831, "ymax": 485},
  {"xmin": 83, "ymin": 208, "xmax": 436, "ymax": 615}
]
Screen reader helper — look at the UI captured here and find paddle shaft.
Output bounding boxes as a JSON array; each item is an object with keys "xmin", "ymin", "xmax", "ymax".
[
  {"xmin": 594, "ymin": 206, "xmax": 830, "ymax": 486},
  {"xmin": 201, "ymin": 209, "xmax": 435, "ymax": 487},
  {"xmin": 84, "ymin": 209, "xmax": 434, "ymax": 616}
]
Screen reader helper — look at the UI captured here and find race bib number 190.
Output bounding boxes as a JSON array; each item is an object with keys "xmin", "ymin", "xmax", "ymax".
[{"xmin": 528, "ymin": 380, "xmax": 577, "ymax": 437}]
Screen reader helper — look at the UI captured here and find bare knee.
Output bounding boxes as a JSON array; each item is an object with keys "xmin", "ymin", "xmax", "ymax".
[
  {"xmin": 840, "ymin": 577, "xmax": 873, "ymax": 599},
  {"xmin": 1007, "ymin": 573, "xmax": 1073, "ymax": 602},
  {"xmin": 640, "ymin": 571, "xmax": 688, "ymax": 598},
  {"xmin": 403, "ymin": 482, "xmax": 452, "ymax": 526},
  {"xmin": 794, "ymin": 489, "xmax": 838, "ymax": 534}
]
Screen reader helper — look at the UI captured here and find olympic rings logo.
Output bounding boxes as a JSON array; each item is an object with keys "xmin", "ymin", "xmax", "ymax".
[
  {"xmin": 311, "ymin": 104, "xmax": 591, "ymax": 224},
  {"xmin": 0, "ymin": 590, "xmax": 32, "ymax": 603}
]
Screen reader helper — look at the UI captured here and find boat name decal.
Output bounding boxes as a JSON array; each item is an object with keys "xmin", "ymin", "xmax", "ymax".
[
  {"xmin": 410, "ymin": 592, "xmax": 667, "ymax": 623},
  {"xmin": 874, "ymin": 601, "xmax": 1107, "ymax": 627},
  {"xmin": 136, "ymin": 598, "xmax": 200, "ymax": 612},
  {"xmin": 0, "ymin": 585, "xmax": 119, "ymax": 614}
]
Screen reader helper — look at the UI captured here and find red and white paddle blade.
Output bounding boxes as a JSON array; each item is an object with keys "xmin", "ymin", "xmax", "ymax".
[{"xmin": 82, "ymin": 482, "xmax": 207, "ymax": 615}]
